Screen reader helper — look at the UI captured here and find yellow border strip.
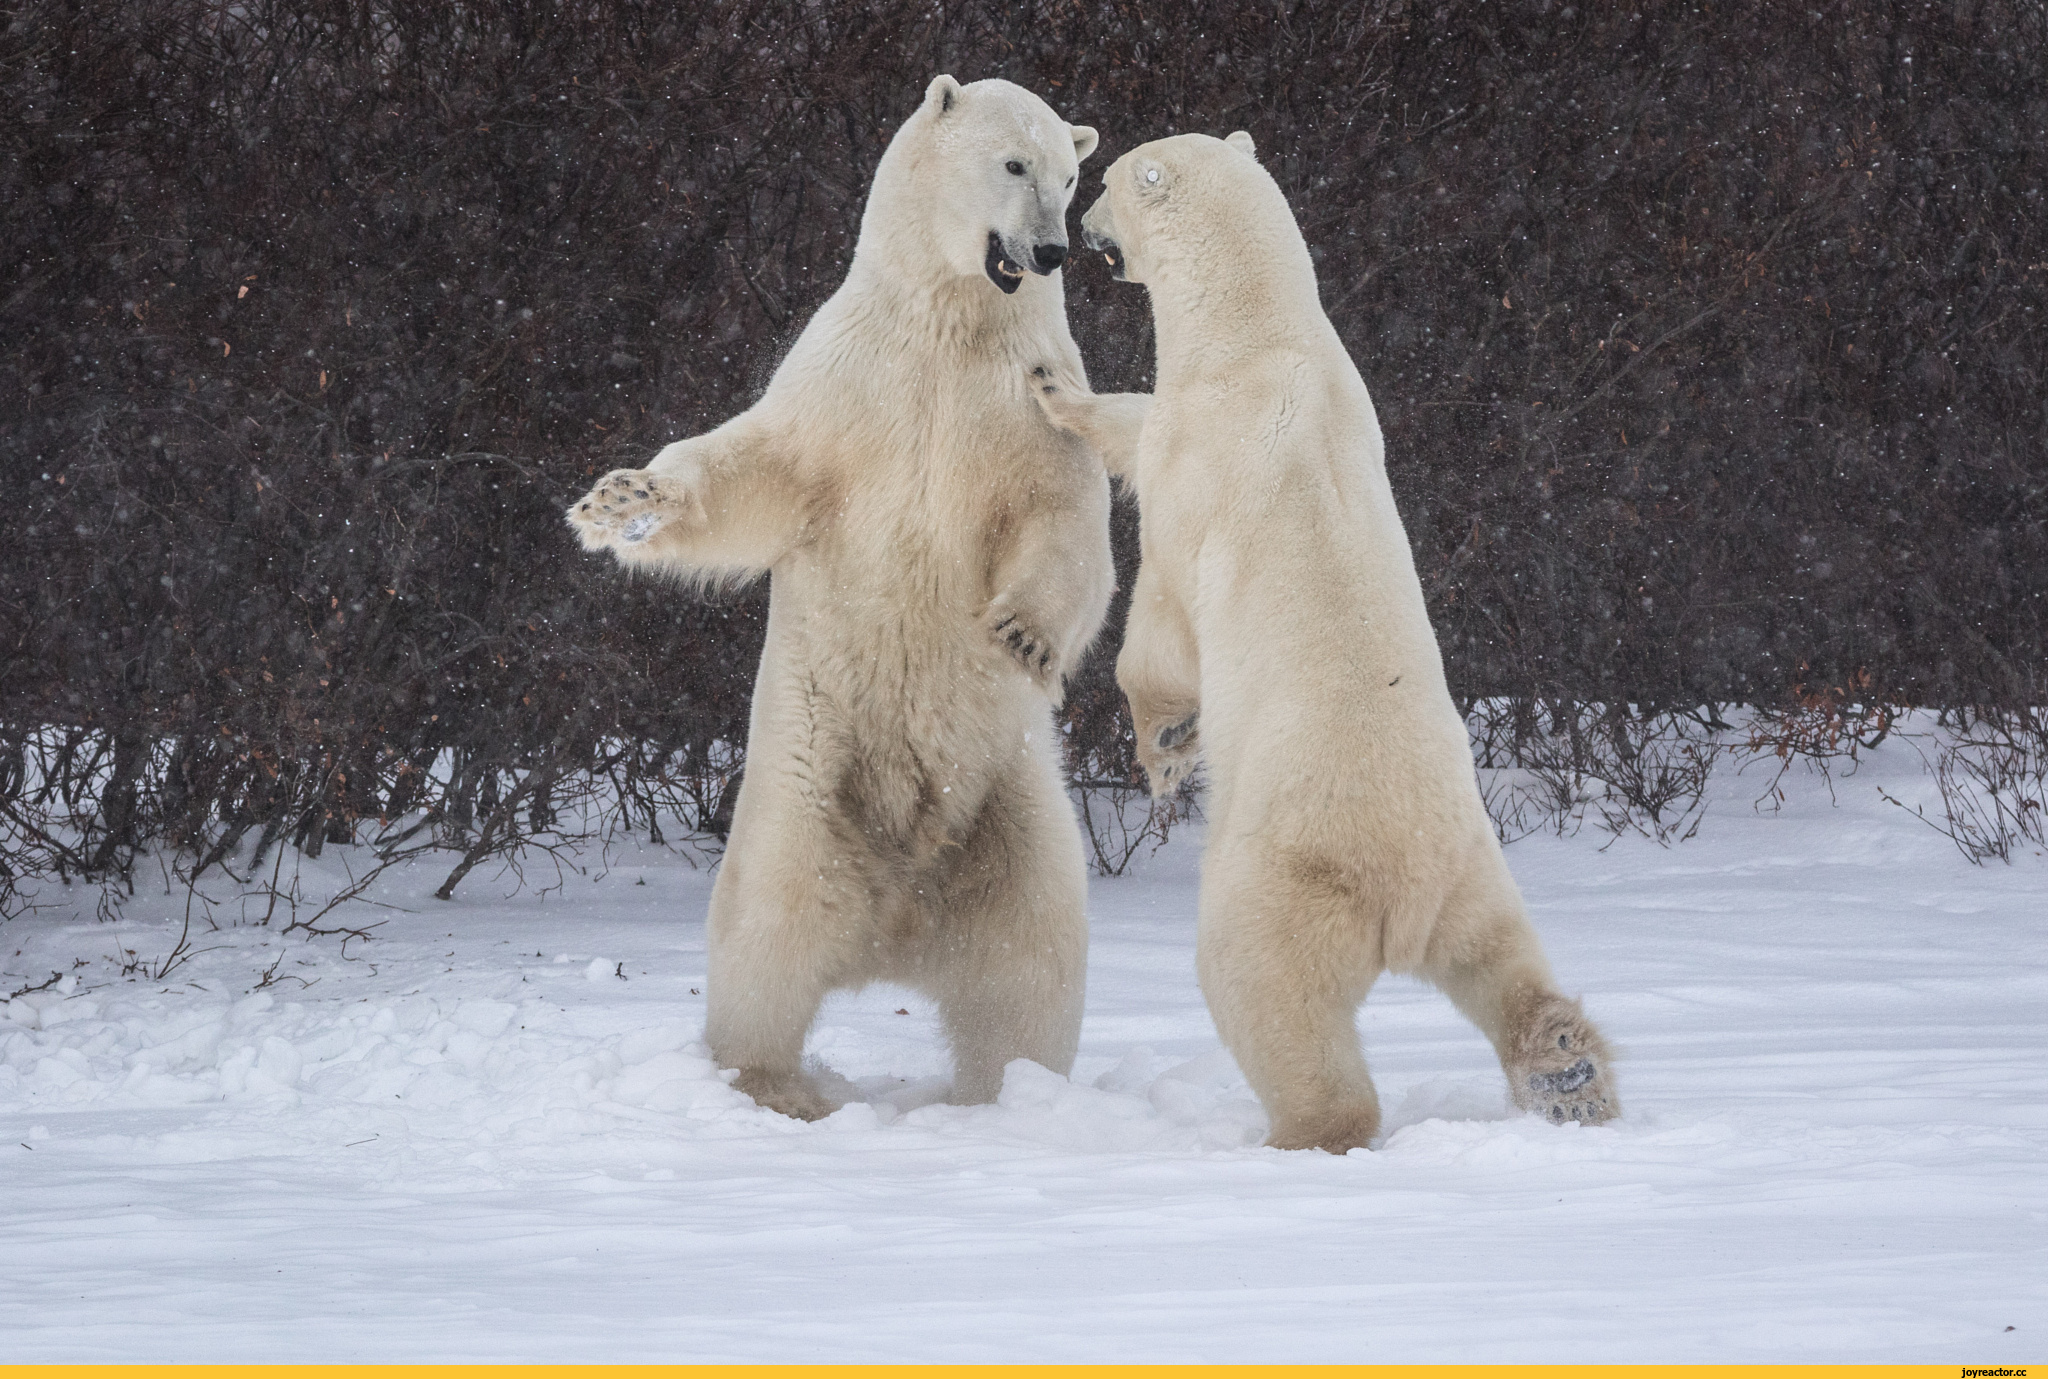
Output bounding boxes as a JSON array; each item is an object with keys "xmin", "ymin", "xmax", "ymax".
[{"xmin": 0, "ymin": 1366, "xmax": 2029, "ymax": 1377}]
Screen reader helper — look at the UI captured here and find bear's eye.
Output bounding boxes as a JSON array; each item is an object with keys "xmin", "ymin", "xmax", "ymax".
[
  {"xmin": 1065, "ymin": 175, "xmax": 1074, "ymax": 188},
  {"xmin": 1006, "ymin": 160, "xmax": 1025, "ymax": 176}
]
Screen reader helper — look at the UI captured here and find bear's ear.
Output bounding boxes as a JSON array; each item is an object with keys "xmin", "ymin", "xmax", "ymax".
[
  {"xmin": 1071, "ymin": 125, "xmax": 1100, "ymax": 163},
  {"xmin": 1224, "ymin": 130, "xmax": 1258, "ymax": 162},
  {"xmin": 926, "ymin": 74, "xmax": 962, "ymax": 115}
]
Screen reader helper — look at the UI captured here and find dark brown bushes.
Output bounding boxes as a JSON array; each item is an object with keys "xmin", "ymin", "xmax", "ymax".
[{"xmin": 1, "ymin": 0, "xmax": 2042, "ymax": 906}]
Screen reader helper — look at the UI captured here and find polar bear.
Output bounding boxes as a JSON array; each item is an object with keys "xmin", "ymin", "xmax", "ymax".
[
  {"xmin": 1032, "ymin": 130, "xmax": 1619, "ymax": 1152},
  {"xmin": 568, "ymin": 77, "xmax": 1111, "ymax": 1120}
]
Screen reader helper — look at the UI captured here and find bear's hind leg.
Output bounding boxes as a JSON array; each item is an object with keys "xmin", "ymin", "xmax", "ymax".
[
  {"xmin": 1199, "ymin": 845, "xmax": 1385, "ymax": 1153},
  {"xmin": 913, "ymin": 763, "xmax": 1088, "ymax": 1104},
  {"xmin": 1501, "ymin": 989, "xmax": 1618, "ymax": 1126},
  {"xmin": 706, "ymin": 899, "xmax": 844, "ymax": 1121},
  {"xmin": 704, "ymin": 800, "xmax": 890, "ymax": 1122},
  {"xmin": 1419, "ymin": 850, "xmax": 1621, "ymax": 1126}
]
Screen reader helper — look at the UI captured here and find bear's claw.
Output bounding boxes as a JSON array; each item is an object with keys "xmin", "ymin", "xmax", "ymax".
[
  {"xmin": 1026, "ymin": 363, "xmax": 1090, "ymax": 428},
  {"xmin": 981, "ymin": 604, "xmax": 1064, "ymax": 696}
]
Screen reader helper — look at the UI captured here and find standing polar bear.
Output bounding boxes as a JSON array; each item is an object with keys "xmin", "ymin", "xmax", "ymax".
[
  {"xmin": 569, "ymin": 77, "xmax": 1112, "ymax": 1120},
  {"xmin": 1035, "ymin": 131, "xmax": 1619, "ymax": 1153}
]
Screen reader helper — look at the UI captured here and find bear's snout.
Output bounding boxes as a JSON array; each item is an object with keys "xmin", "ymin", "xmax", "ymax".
[{"xmin": 1031, "ymin": 242, "xmax": 1068, "ymax": 274}]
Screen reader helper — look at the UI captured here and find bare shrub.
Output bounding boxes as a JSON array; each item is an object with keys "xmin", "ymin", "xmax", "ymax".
[
  {"xmin": 0, "ymin": 724, "xmax": 740, "ymax": 926},
  {"xmin": 1742, "ymin": 666, "xmax": 1899, "ymax": 809},
  {"xmin": 1071, "ymin": 781, "xmax": 1192, "ymax": 878},
  {"xmin": 1469, "ymin": 700, "xmax": 1719, "ymax": 845},
  {"xmin": 1881, "ymin": 709, "xmax": 2048, "ymax": 864},
  {"xmin": 599, "ymin": 739, "xmax": 744, "ymax": 849},
  {"xmin": 1064, "ymin": 645, "xmax": 1193, "ymax": 877},
  {"xmin": 1588, "ymin": 722, "xmax": 1717, "ymax": 845}
]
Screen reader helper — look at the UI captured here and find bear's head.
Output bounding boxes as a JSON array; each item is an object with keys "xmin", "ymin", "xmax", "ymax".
[
  {"xmin": 904, "ymin": 75, "xmax": 1099, "ymax": 294},
  {"xmin": 1079, "ymin": 129, "xmax": 1295, "ymax": 289}
]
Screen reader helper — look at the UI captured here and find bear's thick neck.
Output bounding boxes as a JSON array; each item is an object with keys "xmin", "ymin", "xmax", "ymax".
[
  {"xmin": 1147, "ymin": 258, "xmax": 1324, "ymax": 386},
  {"xmin": 1137, "ymin": 194, "xmax": 1315, "ymax": 377},
  {"xmin": 844, "ymin": 249, "xmax": 1050, "ymax": 353}
]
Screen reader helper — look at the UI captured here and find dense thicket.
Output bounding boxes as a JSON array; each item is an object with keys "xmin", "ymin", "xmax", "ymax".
[{"xmin": 2, "ymin": 0, "xmax": 2043, "ymax": 893}]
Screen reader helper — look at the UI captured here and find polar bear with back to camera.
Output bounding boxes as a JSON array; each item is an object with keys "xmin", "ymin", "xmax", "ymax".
[
  {"xmin": 568, "ymin": 77, "xmax": 1112, "ymax": 1120},
  {"xmin": 1032, "ymin": 129, "xmax": 1619, "ymax": 1153}
]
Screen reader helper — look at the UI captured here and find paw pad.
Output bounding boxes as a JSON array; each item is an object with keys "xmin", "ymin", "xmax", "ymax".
[{"xmin": 1527, "ymin": 1058, "xmax": 1596, "ymax": 1096}]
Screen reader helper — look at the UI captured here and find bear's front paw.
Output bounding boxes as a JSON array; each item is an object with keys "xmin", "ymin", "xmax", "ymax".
[
  {"xmin": 981, "ymin": 598, "xmax": 1066, "ymax": 696},
  {"xmin": 565, "ymin": 467, "xmax": 706, "ymax": 553},
  {"xmin": 1027, "ymin": 364, "xmax": 1090, "ymax": 431},
  {"xmin": 1507, "ymin": 995, "xmax": 1620, "ymax": 1127},
  {"xmin": 1136, "ymin": 710, "xmax": 1200, "ymax": 798}
]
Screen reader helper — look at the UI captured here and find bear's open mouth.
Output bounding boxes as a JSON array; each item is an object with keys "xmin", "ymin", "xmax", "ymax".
[
  {"xmin": 984, "ymin": 231, "xmax": 1024, "ymax": 293},
  {"xmin": 1086, "ymin": 232, "xmax": 1126, "ymax": 280}
]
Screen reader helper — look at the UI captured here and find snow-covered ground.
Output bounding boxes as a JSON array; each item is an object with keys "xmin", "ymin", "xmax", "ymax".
[{"xmin": 3, "ymin": 742, "xmax": 2043, "ymax": 1363}]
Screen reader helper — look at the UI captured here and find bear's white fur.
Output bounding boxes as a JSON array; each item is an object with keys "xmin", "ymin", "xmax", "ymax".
[
  {"xmin": 1034, "ymin": 130, "xmax": 1618, "ymax": 1152},
  {"xmin": 569, "ymin": 77, "xmax": 1110, "ymax": 1120}
]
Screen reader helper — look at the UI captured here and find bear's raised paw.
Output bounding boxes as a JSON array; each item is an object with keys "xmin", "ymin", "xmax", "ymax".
[{"xmin": 565, "ymin": 467, "xmax": 706, "ymax": 552}]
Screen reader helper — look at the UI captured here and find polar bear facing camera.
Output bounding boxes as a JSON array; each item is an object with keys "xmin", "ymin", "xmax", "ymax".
[
  {"xmin": 569, "ymin": 77, "xmax": 1111, "ymax": 1120},
  {"xmin": 1034, "ymin": 130, "xmax": 1619, "ymax": 1153}
]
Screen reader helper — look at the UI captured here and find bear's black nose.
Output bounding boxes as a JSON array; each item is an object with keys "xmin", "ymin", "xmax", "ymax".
[{"xmin": 1032, "ymin": 242, "xmax": 1068, "ymax": 273}]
